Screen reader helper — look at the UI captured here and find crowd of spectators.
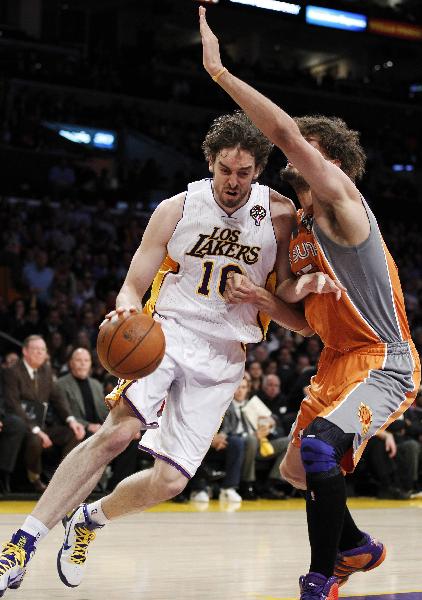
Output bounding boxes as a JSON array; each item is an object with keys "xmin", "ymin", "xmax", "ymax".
[
  {"xmin": 0, "ymin": 190, "xmax": 421, "ymax": 501},
  {"xmin": 0, "ymin": 1, "xmax": 421, "ymax": 503}
]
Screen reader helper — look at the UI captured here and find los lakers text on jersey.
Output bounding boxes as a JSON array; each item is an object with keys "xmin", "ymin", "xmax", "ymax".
[
  {"xmin": 186, "ymin": 226, "xmax": 261, "ymax": 265},
  {"xmin": 145, "ymin": 179, "xmax": 277, "ymax": 344}
]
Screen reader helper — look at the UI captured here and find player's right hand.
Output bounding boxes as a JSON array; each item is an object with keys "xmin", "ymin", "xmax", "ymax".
[
  {"xmin": 199, "ymin": 6, "xmax": 224, "ymax": 78},
  {"xmin": 296, "ymin": 272, "xmax": 346, "ymax": 301},
  {"xmin": 100, "ymin": 306, "xmax": 139, "ymax": 328}
]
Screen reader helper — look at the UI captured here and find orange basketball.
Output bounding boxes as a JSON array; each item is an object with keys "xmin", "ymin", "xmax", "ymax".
[{"xmin": 96, "ymin": 313, "xmax": 165, "ymax": 380}]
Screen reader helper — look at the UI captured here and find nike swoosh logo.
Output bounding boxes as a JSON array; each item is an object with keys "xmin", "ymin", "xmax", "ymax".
[{"xmin": 63, "ymin": 544, "xmax": 71, "ymax": 551}]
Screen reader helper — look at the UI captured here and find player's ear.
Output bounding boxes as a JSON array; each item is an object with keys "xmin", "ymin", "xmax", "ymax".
[
  {"xmin": 253, "ymin": 167, "xmax": 261, "ymax": 181},
  {"xmin": 208, "ymin": 159, "xmax": 214, "ymax": 174}
]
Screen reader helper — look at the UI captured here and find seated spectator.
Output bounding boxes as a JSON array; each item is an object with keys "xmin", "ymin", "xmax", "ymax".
[
  {"xmin": 58, "ymin": 348, "xmax": 141, "ymax": 489},
  {"xmin": 22, "ymin": 249, "xmax": 54, "ymax": 304},
  {"xmin": 223, "ymin": 377, "xmax": 288, "ymax": 500},
  {"xmin": 405, "ymin": 386, "xmax": 422, "ymax": 490},
  {"xmin": 2, "ymin": 352, "xmax": 19, "ymax": 369},
  {"xmin": 363, "ymin": 428, "xmax": 415, "ymax": 499},
  {"xmin": 57, "ymin": 347, "xmax": 107, "ymax": 434},
  {"xmin": 257, "ymin": 374, "xmax": 288, "ymax": 434},
  {"xmin": 247, "ymin": 360, "xmax": 263, "ymax": 393},
  {"xmin": 3, "ymin": 335, "xmax": 85, "ymax": 492},
  {"xmin": 273, "ymin": 346, "xmax": 295, "ymax": 393},
  {"xmin": 0, "ymin": 370, "xmax": 26, "ymax": 494}
]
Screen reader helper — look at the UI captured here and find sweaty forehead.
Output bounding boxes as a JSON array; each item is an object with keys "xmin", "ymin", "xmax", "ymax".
[{"xmin": 217, "ymin": 147, "xmax": 255, "ymax": 169}]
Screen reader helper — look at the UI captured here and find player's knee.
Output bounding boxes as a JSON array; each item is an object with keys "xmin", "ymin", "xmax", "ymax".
[
  {"xmin": 154, "ymin": 471, "xmax": 188, "ymax": 501},
  {"xmin": 280, "ymin": 457, "xmax": 306, "ymax": 490},
  {"xmin": 300, "ymin": 436, "xmax": 340, "ymax": 477},
  {"xmin": 300, "ymin": 418, "xmax": 354, "ymax": 480},
  {"xmin": 96, "ymin": 421, "xmax": 138, "ymax": 458}
]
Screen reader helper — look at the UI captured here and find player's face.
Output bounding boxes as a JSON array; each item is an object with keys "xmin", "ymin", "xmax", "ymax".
[
  {"xmin": 280, "ymin": 136, "xmax": 329, "ymax": 191},
  {"xmin": 210, "ymin": 147, "xmax": 259, "ymax": 213}
]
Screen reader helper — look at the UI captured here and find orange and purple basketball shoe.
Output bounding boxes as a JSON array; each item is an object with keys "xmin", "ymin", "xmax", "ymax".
[
  {"xmin": 334, "ymin": 533, "xmax": 386, "ymax": 587},
  {"xmin": 299, "ymin": 572, "xmax": 338, "ymax": 600}
]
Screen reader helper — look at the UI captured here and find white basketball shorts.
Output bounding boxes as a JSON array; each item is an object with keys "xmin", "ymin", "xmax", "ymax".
[{"xmin": 109, "ymin": 316, "xmax": 245, "ymax": 478}]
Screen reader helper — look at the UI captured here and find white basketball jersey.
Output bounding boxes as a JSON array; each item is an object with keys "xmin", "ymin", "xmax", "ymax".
[{"xmin": 149, "ymin": 179, "xmax": 277, "ymax": 343}]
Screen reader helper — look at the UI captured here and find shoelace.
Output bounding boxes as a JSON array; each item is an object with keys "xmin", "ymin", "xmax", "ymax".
[
  {"xmin": 70, "ymin": 527, "xmax": 96, "ymax": 565},
  {"xmin": 0, "ymin": 543, "xmax": 26, "ymax": 575}
]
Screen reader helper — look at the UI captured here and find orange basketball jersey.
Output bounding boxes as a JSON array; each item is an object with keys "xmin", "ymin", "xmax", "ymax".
[{"xmin": 289, "ymin": 201, "xmax": 414, "ymax": 353}]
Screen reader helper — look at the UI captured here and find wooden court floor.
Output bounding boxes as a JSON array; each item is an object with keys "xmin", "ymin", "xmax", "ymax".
[{"xmin": 1, "ymin": 498, "xmax": 421, "ymax": 600}]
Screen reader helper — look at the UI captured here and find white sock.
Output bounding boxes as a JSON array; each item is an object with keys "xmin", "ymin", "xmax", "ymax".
[
  {"xmin": 86, "ymin": 500, "xmax": 109, "ymax": 526},
  {"xmin": 21, "ymin": 515, "xmax": 49, "ymax": 544}
]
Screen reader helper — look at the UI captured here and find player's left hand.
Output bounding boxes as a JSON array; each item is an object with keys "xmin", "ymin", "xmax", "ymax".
[
  {"xmin": 199, "ymin": 6, "xmax": 224, "ymax": 78},
  {"xmin": 296, "ymin": 272, "xmax": 346, "ymax": 301},
  {"xmin": 224, "ymin": 273, "xmax": 261, "ymax": 304},
  {"xmin": 69, "ymin": 420, "xmax": 86, "ymax": 441}
]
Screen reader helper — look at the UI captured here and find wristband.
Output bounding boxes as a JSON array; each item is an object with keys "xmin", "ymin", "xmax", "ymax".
[{"xmin": 212, "ymin": 67, "xmax": 227, "ymax": 82}]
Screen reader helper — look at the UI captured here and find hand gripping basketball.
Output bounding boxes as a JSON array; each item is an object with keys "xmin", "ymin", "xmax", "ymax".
[{"xmin": 97, "ymin": 312, "xmax": 165, "ymax": 380}]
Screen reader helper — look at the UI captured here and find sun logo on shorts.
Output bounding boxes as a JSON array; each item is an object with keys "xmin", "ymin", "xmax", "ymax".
[
  {"xmin": 357, "ymin": 402, "xmax": 373, "ymax": 436},
  {"xmin": 250, "ymin": 205, "xmax": 266, "ymax": 226}
]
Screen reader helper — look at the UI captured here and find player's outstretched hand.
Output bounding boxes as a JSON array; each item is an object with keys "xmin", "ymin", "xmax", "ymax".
[
  {"xmin": 296, "ymin": 272, "xmax": 346, "ymax": 301},
  {"xmin": 100, "ymin": 306, "xmax": 139, "ymax": 328},
  {"xmin": 199, "ymin": 6, "xmax": 224, "ymax": 78},
  {"xmin": 224, "ymin": 273, "xmax": 261, "ymax": 304}
]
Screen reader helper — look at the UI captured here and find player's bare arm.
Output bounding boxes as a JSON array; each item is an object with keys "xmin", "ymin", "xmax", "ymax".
[
  {"xmin": 278, "ymin": 272, "xmax": 347, "ymax": 304},
  {"xmin": 104, "ymin": 193, "xmax": 185, "ymax": 322},
  {"xmin": 225, "ymin": 190, "xmax": 313, "ymax": 335},
  {"xmin": 199, "ymin": 7, "xmax": 369, "ymax": 246}
]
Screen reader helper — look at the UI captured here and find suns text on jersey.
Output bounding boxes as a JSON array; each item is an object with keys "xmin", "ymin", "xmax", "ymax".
[{"xmin": 186, "ymin": 227, "xmax": 261, "ymax": 265}]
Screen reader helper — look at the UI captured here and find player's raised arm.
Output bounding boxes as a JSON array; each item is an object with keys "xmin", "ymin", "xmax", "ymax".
[
  {"xmin": 106, "ymin": 194, "xmax": 184, "ymax": 320},
  {"xmin": 199, "ymin": 7, "xmax": 360, "ymax": 209}
]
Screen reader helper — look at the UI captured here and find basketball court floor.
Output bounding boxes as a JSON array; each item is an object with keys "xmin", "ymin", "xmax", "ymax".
[{"xmin": 1, "ymin": 497, "xmax": 421, "ymax": 600}]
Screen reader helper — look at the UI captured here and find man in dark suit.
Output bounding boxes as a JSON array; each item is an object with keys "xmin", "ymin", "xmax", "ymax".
[
  {"xmin": 58, "ymin": 347, "xmax": 141, "ymax": 489},
  {"xmin": 0, "ymin": 370, "xmax": 27, "ymax": 495},
  {"xmin": 58, "ymin": 348, "xmax": 108, "ymax": 434},
  {"xmin": 3, "ymin": 335, "xmax": 85, "ymax": 492}
]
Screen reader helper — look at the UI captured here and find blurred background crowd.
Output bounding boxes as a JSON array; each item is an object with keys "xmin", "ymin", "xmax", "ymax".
[{"xmin": 0, "ymin": 0, "xmax": 421, "ymax": 503}]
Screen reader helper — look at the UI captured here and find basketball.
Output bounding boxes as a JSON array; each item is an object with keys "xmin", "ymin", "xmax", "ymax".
[{"xmin": 96, "ymin": 313, "xmax": 165, "ymax": 380}]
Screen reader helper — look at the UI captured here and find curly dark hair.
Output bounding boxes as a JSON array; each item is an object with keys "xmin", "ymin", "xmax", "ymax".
[
  {"xmin": 202, "ymin": 110, "xmax": 273, "ymax": 173},
  {"xmin": 294, "ymin": 115, "xmax": 366, "ymax": 181}
]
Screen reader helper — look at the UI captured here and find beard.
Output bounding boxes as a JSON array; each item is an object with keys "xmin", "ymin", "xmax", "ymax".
[{"xmin": 280, "ymin": 165, "xmax": 310, "ymax": 193}]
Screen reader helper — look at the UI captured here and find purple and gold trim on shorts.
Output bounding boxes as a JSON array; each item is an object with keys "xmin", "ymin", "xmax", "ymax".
[
  {"xmin": 138, "ymin": 444, "xmax": 192, "ymax": 479},
  {"xmin": 105, "ymin": 379, "xmax": 159, "ymax": 429}
]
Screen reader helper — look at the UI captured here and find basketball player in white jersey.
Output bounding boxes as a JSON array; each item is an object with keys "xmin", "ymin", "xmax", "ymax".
[{"xmin": 0, "ymin": 111, "xmax": 327, "ymax": 595}]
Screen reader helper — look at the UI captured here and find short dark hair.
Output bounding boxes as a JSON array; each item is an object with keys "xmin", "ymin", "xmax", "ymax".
[
  {"xmin": 294, "ymin": 115, "xmax": 366, "ymax": 182},
  {"xmin": 202, "ymin": 110, "xmax": 273, "ymax": 173}
]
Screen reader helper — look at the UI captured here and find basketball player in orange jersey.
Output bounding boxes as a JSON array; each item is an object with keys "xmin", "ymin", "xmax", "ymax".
[
  {"xmin": 0, "ymin": 110, "xmax": 344, "ymax": 596},
  {"xmin": 199, "ymin": 7, "xmax": 421, "ymax": 600}
]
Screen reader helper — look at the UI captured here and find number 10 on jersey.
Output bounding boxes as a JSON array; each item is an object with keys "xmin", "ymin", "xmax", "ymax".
[{"xmin": 197, "ymin": 261, "xmax": 243, "ymax": 297}]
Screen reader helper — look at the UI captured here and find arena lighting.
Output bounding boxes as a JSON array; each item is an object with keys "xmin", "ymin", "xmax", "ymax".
[
  {"xmin": 392, "ymin": 164, "xmax": 414, "ymax": 172},
  {"xmin": 229, "ymin": 0, "xmax": 301, "ymax": 16},
  {"xmin": 306, "ymin": 6, "xmax": 367, "ymax": 31},
  {"xmin": 43, "ymin": 121, "xmax": 117, "ymax": 150}
]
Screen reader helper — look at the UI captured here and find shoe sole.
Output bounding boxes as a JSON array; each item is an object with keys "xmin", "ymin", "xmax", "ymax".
[
  {"xmin": 338, "ymin": 545, "xmax": 387, "ymax": 588},
  {"xmin": 56, "ymin": 515, "xmax": 79, "ymax": 588},
  {"xmin": 57, "ymin": 546, "xmax": 78, "ymax": 588}
]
